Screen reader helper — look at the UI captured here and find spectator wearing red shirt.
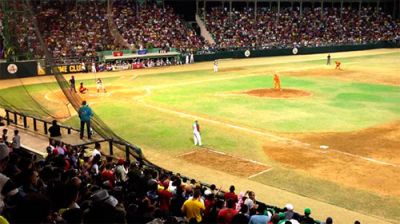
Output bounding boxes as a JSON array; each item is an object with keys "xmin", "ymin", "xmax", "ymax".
[
  {"xmin": 158, "ymin": 181, "xmax": 173, "ymax": 213},
  {"xmin": 224, "ymin": 185, "xmax": 238, "ymax": 207},
  {"xmin": 101, "ymin": 163, "xmax": 115, "ymax": 188},
  {"xmin": 203, "ymin": 189, "xmax": 216, "ymax": 220},
  {"xmin": 218, "ymin": 199, "xmax": 238, "ymax": 224}
]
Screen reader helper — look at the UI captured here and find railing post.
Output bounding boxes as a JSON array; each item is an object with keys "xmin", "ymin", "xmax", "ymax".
[
  {"xmin": 14, "ymin": 113, "xmax": 17, "ymax": 125},
  {"xmin": 6, "ymin": 110, "xmax": 10, "ymax": 125},
  {"xmin": 23, "ymin": 116, "xmax": 27, "ymax": 128},
  {"xmin": 67, "ymin": 128, "xmax": 71, "ymax": 134},
  {"xmin": 109, "ymin": 139, "xmax": 113, "ymax": 156},
  {"xmin": 33, "ymin": 118, "xmax": 37, "ymax": 131},
  {"xmin": 44, "ymin": 122, "xmax": 48, "ymax": 135},
  {"xmin": 125, "ymin": 145, "xmax": 130, "ymax": 162}
]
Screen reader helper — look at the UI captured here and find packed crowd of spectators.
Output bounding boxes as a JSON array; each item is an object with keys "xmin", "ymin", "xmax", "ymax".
[
  {"xmin": 4, "ymin": 0, "xmax": 115, "ymax": 63},
  {"xmin": 0, "ymin": 123, "xmax": 353, "ymax": 224},
  {"xmin": 2, "ymin": 2, "xmax": 399, "ymax": 62},
  {"xmin": 205, "ymin": 6, "xmax": 400, "ymax": 50},
  {"xmin": 37, "ymin": 0, "xmax": 115, "ymax": 60},
  {"xmin": 112, "ymin": 1, "xmax": 205, "ymax": 53},
  {"xmin": 3, "ymin": 0, "xmax": 204, "ymax": 63}
]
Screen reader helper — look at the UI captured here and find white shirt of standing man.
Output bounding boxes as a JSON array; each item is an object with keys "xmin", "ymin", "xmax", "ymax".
[{"xmin": 193, "ymin": 120, "xmax": 202, "ymax": 146}]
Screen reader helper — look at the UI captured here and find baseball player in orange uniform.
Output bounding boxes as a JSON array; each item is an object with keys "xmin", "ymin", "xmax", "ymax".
[
  {"xmin": 335, "ymin": 61, "xmax": 341, "ymax": 70},
  {"xmin": 274, "ymin": 74, "xmax": 281, "ymax": 90}
]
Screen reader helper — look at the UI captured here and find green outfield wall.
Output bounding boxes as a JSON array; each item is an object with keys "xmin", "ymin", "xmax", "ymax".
[{"xmin": 194, "ymin": 41, "xmax": 399, "ymax": 62}]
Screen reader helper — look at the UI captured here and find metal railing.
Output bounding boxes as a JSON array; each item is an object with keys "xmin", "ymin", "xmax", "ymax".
[
  {"xmin": 3, "ymin": 109, "xmax": 141, "ymax": 162},
  {"xmin": 2, "ymin": 109, "xmax": 322, "ymax": 223}
]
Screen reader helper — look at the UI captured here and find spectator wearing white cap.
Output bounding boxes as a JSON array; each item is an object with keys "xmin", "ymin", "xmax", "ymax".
[{"xmin": 284, "ymin": 203, "xmax": 300, "ymax": 220}]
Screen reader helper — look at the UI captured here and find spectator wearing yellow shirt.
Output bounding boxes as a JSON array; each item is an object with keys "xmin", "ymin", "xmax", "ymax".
[{"xmin": 181, "ymin": 190, "xmax": 205, "ymax": 223}]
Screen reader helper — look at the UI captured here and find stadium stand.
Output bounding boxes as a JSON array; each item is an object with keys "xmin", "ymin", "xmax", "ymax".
[
  {"xmin": 3, "ymin": 1, "xmax": 399, "ymax": 62},
  {"xmin": 5, "ymin": 0, "xmax": 115, "ymax": 63},
  {"xmin": 204, "ymin": 6, "xmax": 400, "ymax": 50},
  {"xmin": 112, "ymin": 1, "xmax": 206, "ymax": 53}
]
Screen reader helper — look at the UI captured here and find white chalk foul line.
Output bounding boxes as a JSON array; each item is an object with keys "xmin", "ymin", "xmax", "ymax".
[
  {"xmin": 140, "ymin": 102, "xmax": 400, "ymax": 168},
  {"xmin": 142, "ymin": 102, "xmax": 305, "ymax": 145},
  {"xmin": 329, "ymin": 149, "xmax": 399, "ymax": 167},
  {"xmin": 178, "ymin": 147, "xmax": 272, "ymax": 176},
  {"xmin": 133, "ymin": 67, "xmax": 399, "ymax": 169},
  {"xmin": 178, "ymin": 151, "xmax": 198, "ymax": 157},
  {"xmin": 248, "ymin": 167, "xmax": 274, "ymax": 179}
]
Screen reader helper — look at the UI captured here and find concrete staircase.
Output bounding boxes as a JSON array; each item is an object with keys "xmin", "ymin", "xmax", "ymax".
[
  {"xmin": 195, "ymin": 14, "xmax": 216, "ymax": 45},
  {"xmin": 107, "ymin": 0, "xmax": 132, "ymax": 49}
]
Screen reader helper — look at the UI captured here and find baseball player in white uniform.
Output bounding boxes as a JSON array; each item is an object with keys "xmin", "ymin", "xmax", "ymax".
[
  {"xmin": 96, "ymin": 78, "xmax": 106, "ymax": 93},
  {"xmin": 91, "ymin": 62, "xmax": 96, "ymax": 73},
  {"xmin": 193, "ymin": 120, "xmax": 202, "ymax": 146},
  {"xmin": 213, "ymin": 60, "xmax": 218, "ymax": 72},
  {"xmin": 185, "ymin": 54, "xmax": 189, "ymax": 65}
]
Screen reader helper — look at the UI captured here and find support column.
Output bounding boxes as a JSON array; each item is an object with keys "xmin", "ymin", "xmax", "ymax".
[
  {"xmin": 398, "ymin": 0, "xmax": 400, "ymax": 19},
  {"xmin": 359, "ymin": 0, "xmax": 362, "ymax": 11},
  {"xmin": 255, "ymin": 0, "xmax": 257, "ymax": 19},
  {"xmin": 229, "ymin": 0, "xmax": 232, "ymax": 22},
  {"xmin": 376, "ymin": 0, "xmax": 380, "ymax": 11},
  {"xmin": 321, "ymin": 0, "xmax": 324, "ymax": 17},
  {"xmin": 278, "ymin": 0, "xmax": 281, "ymax": 14},
  {"xmin": 203, "ymin": 0, "xmax": 206, "ymax": 21},
  {"xmin": 340, "ymin": 0, "xmax": 343, "ymax": 18},
  {"xmin": 196, "ymin": 0, "xmax": 199, "ymax": 15},
  {"xmin": 300, "ymin": 0, "xmax": 303, "ymax": 17}
]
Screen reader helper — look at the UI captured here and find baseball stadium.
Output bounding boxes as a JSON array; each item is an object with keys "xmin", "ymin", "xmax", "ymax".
[{"xmin": 0, "ymin": 0, "xmax": 399, "ymax": 224}]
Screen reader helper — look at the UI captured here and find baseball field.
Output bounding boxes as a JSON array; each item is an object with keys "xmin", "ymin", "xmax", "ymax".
[{"xmin": 0, "ymin": 49, "xmax": 399, "ymax": 223}]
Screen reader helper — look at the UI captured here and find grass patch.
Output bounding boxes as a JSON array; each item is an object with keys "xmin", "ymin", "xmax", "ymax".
[{"xmin": 251, "ymin": 168, "xmax": 400, "ymax": 222}]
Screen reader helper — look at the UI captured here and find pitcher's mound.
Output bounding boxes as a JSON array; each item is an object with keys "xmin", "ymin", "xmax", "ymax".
[{"xmin": 244, "ymin": 88, "xmax": 311, "ymax": 98}]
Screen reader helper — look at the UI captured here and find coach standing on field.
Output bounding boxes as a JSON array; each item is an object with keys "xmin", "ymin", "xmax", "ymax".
[{"xmin": 79, "ymin": 101, "xmax": 94, "ymax": 139}]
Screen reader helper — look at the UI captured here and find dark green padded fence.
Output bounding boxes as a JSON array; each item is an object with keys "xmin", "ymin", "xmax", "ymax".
[{"xmin": 194, "ymin": 41, "xmax": 399, "ymax": 62}]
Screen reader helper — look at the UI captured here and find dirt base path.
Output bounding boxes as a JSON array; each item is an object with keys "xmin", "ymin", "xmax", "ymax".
[{"xmin": 265, "ymin": 121, "xmax": 400, "ymax": 196}]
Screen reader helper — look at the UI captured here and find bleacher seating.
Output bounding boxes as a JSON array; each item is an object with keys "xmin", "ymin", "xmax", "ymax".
[{"xmin": 204, "ymin": 6, "xmax": 400, "ymax": 50}]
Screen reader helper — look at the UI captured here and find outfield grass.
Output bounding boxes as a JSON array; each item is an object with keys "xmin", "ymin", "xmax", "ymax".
[
  {"xmin": 146, "ymin": 74, "xmax": 400, "ymax": 132},
  {"xmin": 1, "ymin": 50, "xmax": 399, "ymax": 222},
  {"xmin": 252, "ymin": 167, "xmax": 400, "ymax": 222}
]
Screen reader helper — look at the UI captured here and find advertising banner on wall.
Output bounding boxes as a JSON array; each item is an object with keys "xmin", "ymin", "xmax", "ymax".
[
  {"xmin": 46, "ymin": 64, "xmax": 85, "ymax": 74},
  {"xmin": 0, "ymin": 61, "xmax": 38, "ymax": 79}
]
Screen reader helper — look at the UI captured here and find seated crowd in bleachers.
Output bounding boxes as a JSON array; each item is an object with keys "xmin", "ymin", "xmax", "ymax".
[
  {"xmin": 14, "ymin": 0, "xmax": 115, "ymax": 63},
  {"xmin": 4, "ymin": 1, "xmax": 399, "ymax": 63},
  {"xmin": 0, "ymin": 125, "xmax": 351, "ymax": 224},
  {"xmin": 112, "ymin": 0, "xmax": 205, "ymax": 53},
  {"xmin": 3, "ymin": 0, "xmax": 203, "ymax": 63},
  {"xmin": 204, "ymin": 6, "xmax": 400, "ymax": 50}
]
